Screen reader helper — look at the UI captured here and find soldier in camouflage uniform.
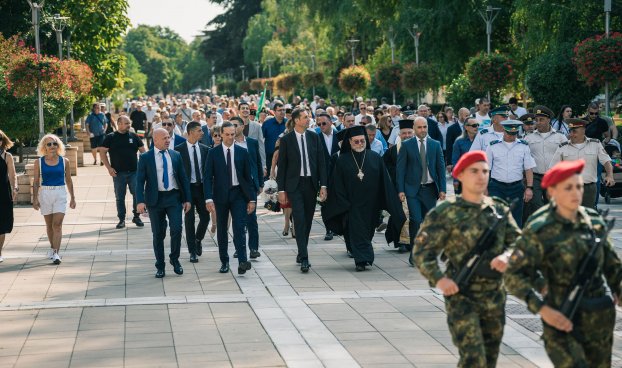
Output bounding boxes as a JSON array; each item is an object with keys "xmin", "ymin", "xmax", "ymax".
[
  {"xmin": 413, "ymin": 151, "xmax": 521, "ymax": 368},
  {"xmin": 506, "ymin": 159, "xmax": 622, "ymax": 368}
]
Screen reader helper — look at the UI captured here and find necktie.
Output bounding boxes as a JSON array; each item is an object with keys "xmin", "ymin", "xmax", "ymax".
[
  {"xmin": 227, "ymin": 147, "xmax": 232, "ymax": 189},
  {"xmin": 420, "ymin": 139, "xmax": 428, "ymax": 184},
  {"xmin": 160, "ymin": 151, "xmax": 169, "ymax": 189},
  {"xmin": 193, "ymin": 145, "xmax": 201, "ymax": 183},
  {"xmin": 300, "ymin": 134, "xmax": 308, "ymax": 177}
]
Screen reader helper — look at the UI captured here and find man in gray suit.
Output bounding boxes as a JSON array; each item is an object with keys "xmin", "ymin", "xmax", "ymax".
[
  {"xmin": 396, "ymin": 117, "xmax": 446, "ymax": 264},
  {"xmin": 239, "ymin": 102, "xmax": 266, "ymax": 177}
]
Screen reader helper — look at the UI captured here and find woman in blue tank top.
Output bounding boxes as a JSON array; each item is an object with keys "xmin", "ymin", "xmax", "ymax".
[{"xmin": 32, "ymin": 134, "xmax": 76, "ymax": 265}]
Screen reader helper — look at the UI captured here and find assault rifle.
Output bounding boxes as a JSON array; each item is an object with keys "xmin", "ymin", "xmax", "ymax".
[
  {"xmin": 452, "ymin": 198, "xmax": 518, "ymax": 288},
  {"xmin": 558, "ymin": 210, "xmax": 615, "ymax": 343}
]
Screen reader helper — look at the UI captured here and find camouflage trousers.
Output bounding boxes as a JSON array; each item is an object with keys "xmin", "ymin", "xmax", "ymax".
[
  {"xmin": 542, "ymin": 306, "xmax": 615, "ymax": 368},
  {"xmin": 445, "ymin": 287, "xmax": 506, "ymax": 368}
]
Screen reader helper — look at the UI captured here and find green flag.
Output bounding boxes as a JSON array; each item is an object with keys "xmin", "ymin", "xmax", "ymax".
[{"xmin": 255, "ymin": 86, "xmax": 267, "ymax": 121}]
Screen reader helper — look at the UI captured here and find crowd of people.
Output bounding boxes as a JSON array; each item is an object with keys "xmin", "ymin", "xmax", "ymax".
[{"xmin": 0, "ymin": 88, "xmax": 620, "ymax": 367}]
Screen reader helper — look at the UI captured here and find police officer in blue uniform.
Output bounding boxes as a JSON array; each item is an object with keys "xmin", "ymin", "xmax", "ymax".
[
  {"xmin": 469, "ymin": 106, "xmax": 510, "ymax": 152},
  {"xmin": 485, "ymin": 120, "xmax": 536, "ymax": 228}
]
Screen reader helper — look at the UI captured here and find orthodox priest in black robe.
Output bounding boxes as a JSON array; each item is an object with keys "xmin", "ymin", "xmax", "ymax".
[
  {"xmin": 325, "ymin": 130, "xmax": 353, "ymax": 257},
  {"xmin": 325, "ymin": 126, "xmax": 406, "ymax": 271},
  {"xmin": 383, "ymin": 120, "xmax": 415, "ymax": 253}
]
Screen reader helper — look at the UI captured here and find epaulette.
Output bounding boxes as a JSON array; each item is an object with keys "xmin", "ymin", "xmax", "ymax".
[
  {"xmin": 519, "ymin": 139, "xmax": 528, "ymax": 145},
  {"xmin": 588, "ymin": 138, "xmax": 601, "ymax": 143},
  {"xmin": 479, "ymin": 128, "xmax": 489, "ymax": 135},
  {"xmin": 559, "ymin": 141, "xmax": 569, "ymax": 148},
  {"xmin": 526, "ymin": 213, "xmax": 554, "ymax": 233},
  {"xmin": 554, "ymin": 130, "xmax": 564, "ymax": 134},
  {"xmin": 525, "ymin": 130, "xmax": 535, "ymax": 135},
  {"xmin": 584, "ymin": 207, "xmax": 600, "ymax": 216},
  {"xmin": 490, "ymin": 140, "xmax": 501, "ymax": 145},
  {"xmin": 490, "ymin": 196, "xmax": 509, "ymax": 206}
]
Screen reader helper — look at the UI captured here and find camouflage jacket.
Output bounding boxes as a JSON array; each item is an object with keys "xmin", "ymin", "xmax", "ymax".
[
  {"xmin": 505, "ymin": 203, "xmax": 622, "ymax": 314},
  {"xmin": 413, "ymin": 195, "xmax": 521, "ymax": 287}
]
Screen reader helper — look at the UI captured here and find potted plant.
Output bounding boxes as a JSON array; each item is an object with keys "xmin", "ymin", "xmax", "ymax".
[
  {"xmin": 375, "ymin": 63, "xmax": 403, "ymax": 91},
  {"xmin": 401, "ymin": 62, "xmax": 436, "ymax": 95},
  {"xmin": 465, "ymin": 52, "xmax": 515, "ymax": 93},
  {"xmin": 339, "ymin": 66, "xmax": 370, "ymax": 95},
  {"xmin": 574, "ymin": 32, "xmax": 622, "ymax": 87}
]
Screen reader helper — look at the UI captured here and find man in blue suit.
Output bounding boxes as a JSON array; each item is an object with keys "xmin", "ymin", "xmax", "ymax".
[
  {"xmin": 150, "ymin": 116, "xmax": 186, "ymax": 150},
  {"xmin": 204, "ymin": 121, "xmax": 256, "ymax": 275},
  {"xmin": 232, "ymin": 117, "xmax": 264, "ymax": 259},
  {"xmin": 397, "ymin": 117, "xmax": 446, "ymax": 264},
  {"xmin": 137, "ymin": 128, "xmax": 192, "ymax": 278}
]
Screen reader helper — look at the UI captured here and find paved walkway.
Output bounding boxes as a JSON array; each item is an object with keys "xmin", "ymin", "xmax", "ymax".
[{"xmin": 2, "ymin": 164, "xmax": 622, "ymax": 367}]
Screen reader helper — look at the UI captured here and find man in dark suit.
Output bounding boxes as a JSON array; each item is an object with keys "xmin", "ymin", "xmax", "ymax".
[
  {"xmin": 150, "ymin": 115, "xmax": 186, "ymax": 149},
  {"xmin": 232, "ymin": 117, "xmax": 264, "ymax": 259},
  {"xmin": 204, "ymin": 121, "xmax": 256, "ymax": 275},
  {"xmin": 137, "ymin": 128, "xmax": 192, "ymax": 278},
  {"xmin": 396, "ymin": 117, "xmax": 446, "ymax": 263},
  {"xmin": 277, "ymin": 108, "xmax": 328, "ymax": 272},
  {"xmin": 316, "ymin": 112, "xmax": 340, "ymax": 240},
  {"xmin": 174, "ymin": 121, "xmax": 210, "ymax": 263},
  {"xmin": 445, "ymin": 107, "xmax": 469, "ymax": 171}
]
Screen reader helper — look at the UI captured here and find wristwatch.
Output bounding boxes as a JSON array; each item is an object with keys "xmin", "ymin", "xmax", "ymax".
[{"xmin": 526, "ymin": 186, "xmax": 534, "ymax": 189}]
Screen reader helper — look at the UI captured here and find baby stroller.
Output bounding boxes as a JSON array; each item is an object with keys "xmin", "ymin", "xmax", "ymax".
[{"xmin": 600, "ymin": 141, "xmax": 622, "ymax": 204}]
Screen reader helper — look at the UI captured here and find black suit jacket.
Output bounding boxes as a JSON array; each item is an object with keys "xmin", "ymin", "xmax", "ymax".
[
  {"xmin": 445, "ymin": 123, "xmax": 463, "ymax": 165},
  {"xmin": 174, "ymin": 141, "xmax": 208, "ymax": 184},
  {"xmin": 276, "ymin": 130, "xmax": 327, "ymax": 193},
  {"xmin": 426, "ymin": 118, "xmax": 443, "ymax": 144},
  {"xmin": 318, "ymin": 131, "xmax": 340, "ymax": 184}
]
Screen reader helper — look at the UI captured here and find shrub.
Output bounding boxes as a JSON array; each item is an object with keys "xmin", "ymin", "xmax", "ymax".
[
  {"xmin": 302, "ymin": 71, "xmax": 325, "ymax": 89},
  {"xmin": 574, "ymin": 32, "xmax": 622, "ymax": 87},
  {"xmin": 465, "ymin": 52, "xmax": 515, "ymax": 92},
  {"xmin": 445, "ymin": 73, "xmax": 502, "ymax": 111},
  {"xmin": 374, "ymin": 63, "xmax": 402, "ymax": 91},
  {"xmin": 401, "ymin": 62, "xmax": 437, "ymax": 94}
]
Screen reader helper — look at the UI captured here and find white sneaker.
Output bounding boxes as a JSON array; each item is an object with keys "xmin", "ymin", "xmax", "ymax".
[
  {"xmin": 52, "ymin": 253, "xmax": 61, "ymax": 264},
  {"xmin": 0, "ymin": 256, "xmax": 3, "ymax": 263},
  {"xmin": 47, "ymin": 249, "xmax": 54, "ymax": 259}
]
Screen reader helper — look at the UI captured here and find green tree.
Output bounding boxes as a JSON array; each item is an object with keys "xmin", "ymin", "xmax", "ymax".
[
  {"xmin": 180, "ymin": 38, "xmax": 214, "ymax": 94},
  {"xmin": 122, "ymin": 52, "xmax": 147, "ymax": 97},
  {"xmin": 525, "ymin": 42, "xmax": 599, "ymax": 117}
]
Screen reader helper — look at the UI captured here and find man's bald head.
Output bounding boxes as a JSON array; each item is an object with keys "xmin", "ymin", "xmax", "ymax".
[
  {"xmin": 458, "ymin": 108, "xmax": 470, "ymax": 123},
  {"xmin": 414, "ymin": 117, "xmax": 428, "ymax": 140},
  {"xmin": 153, "ymin": 128, "xmax": 170, "ymax": 151},
  {"xmin": 117, "ymin": 115, "xmax": 131, "ymax": 133}
]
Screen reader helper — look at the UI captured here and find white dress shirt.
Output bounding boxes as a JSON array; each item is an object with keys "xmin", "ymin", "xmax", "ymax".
[
  {"xmin": 354, "ymin": 113, "xmax": 374, "ymax": 125},
  {"xmin": 186, "ymin": 141, "xmax": 202, "ymax": 184},
  {"xmin": 295, "ymin": 130, "xmax": 312, "ymax": 177},
  {"xmin": 234, "ymin": 136, "xmax": 248, "ymax": 149},
  {"xmin": 222, "ymin": 143, "xmax": 239, "ymax": 186},
  {"xmin": 322, "ymin": 132, "xmax": 334, "ymax": 156},
  {"xmin": 154, "ymin": 147, "xmax": 178, "ymax": 191},
  {"xmin": 417, "ymin": 138, "xmax": 434, "ymax": 184},
  {"xmin": 169, "ymin": 133, "xmax": 177, "ymax": 148}
]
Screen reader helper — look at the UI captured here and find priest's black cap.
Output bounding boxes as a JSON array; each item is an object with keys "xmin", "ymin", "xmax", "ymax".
[
  {"xmin": 340, "ymin": 126, "xmax": 370, "ymax": 154},
  {"xmin": 399, "ymin": 119, "xmax": 414, "ymax": 130},
  {"xmin": 336, "ymin": 129, "xmax": 348, "ymax": 142}
]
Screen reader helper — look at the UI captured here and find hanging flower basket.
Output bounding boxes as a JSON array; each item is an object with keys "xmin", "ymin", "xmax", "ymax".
[
  {"xmin": 237, "ymin": 80, "xmax": 250, "ymax": 92},
  {"xmin": 264, "ymin": 78, "xmax": 274, "ymax": 90},
  {"xmin": 250, "ymin": 79, "xmax": 263, "ymax": 91},
  {"xmin": 274, "ymin": 73, "xmax": 301, "ymax": 93},
  {"xmin": 302, "ymin": 71, "xmax": 325, "ymax": 89},
  {"xmin": 4, "ymin": 52, "xmax": 68, "ymax": 98},
  {"xmin": 401, "ymin": 62, "xmax": 436, "ymax": 94},
  {"xmin": 465, "ymin": 52, "xmax": 515, "ymax": 92},
  {"xmin": 63, "ymin": 60, "xmax": 93, "ymax": 98},
  {"xmin": 217, "ymin": 82, "xmax": 225, "ymax": 92},
  {"xmin": 339, "ymin": 66, "xmax": 370, "ymax": 95},
  {"xmin": 575, "ymin": 32, "xmax": 622, "ymax": 87},
  {"xmin": 375, "ymin": 62, "xmax": 403, "ymax": 91},
  {"xmin": 226, "ymin": 81, "xmax": 237, "ymax": 92}
]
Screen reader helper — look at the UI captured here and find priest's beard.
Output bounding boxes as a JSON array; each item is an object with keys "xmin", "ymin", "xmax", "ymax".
[{"xmin": 352, "ymin": 145, "xmax": 365, "ymax": 153}]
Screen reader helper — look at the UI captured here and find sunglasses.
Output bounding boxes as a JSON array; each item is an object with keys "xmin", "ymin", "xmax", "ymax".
[
  {"xmin": 351, "ymin": 139, "xmax": 366, "ymax": 145},
  {"xmin": 212, "ymin": 134, "xmax": 221, "ymax": 138},
  {"xmin": 162, "ymin": 123, "xmax": 173, "ymax": 127},
  {"xmin": 46, "ymin": 142, "xmax": 58, "ymax": 147},
  {"xmin": 589, "ymin": 112, "xmax": 599, "ymax": 116},
  {"xmin": 320, "ymin": 122, "xmax": 330, "ymax": 126},
  {"xmin": 465, "ymin": 124, "xmax": 479, "ymax": 128}
]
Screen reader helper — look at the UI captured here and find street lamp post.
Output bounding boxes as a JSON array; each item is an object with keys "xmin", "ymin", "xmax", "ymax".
[
  {"xmin": 211, "ymin": 60, "xmax": 216, "ymax": 94},
  {"xmin": 66, "ymin": 33, "xmax": 77, "ymax": 141},
  {"xmin": 605, "ymin": 0, "xmax": 612, "ymax": 117},
  {"xmin": 50, "ymin": 14, "xmax": 70, "ymax": 145},
  {"xmin": 27, "ymin": 0, "xmax": 46, "ymax": 140},
  {"xmin": 346, "ymin": 38, "xmax": 360, "ymax": 67},
  {"xmin": 254, "ymin": 61, "xmax": 260, "ymax": 79},
  {"xmin": 311, "ymin": 50, "xmax": 315, "ymax": 97},
  {"xmin": 478, "ymin": 5, "xmax": 501, "ymax": 101},
  {"xmin": 387, "ymin": 27, "xmax": 398, "ymax": 104},
  {"xmin": 266, "ymin": 59, "xmax": 273, "ymax": 99},
  {"xmin": 240, "ymin": 65, "xmax": 246, "ymax": 81},
  {"xmin": 290, "ymin": 57, "xmax": 294, "ymax": 74},
  {"xmin": 282, "ymin": 56, "xmax": 287, "ymax": 73},
  {"xmin": 407, "ymin": 24, "xmax": 423, "ymax": 105}
]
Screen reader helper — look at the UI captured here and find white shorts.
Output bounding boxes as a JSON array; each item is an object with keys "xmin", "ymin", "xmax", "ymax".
[{"xmin": 39, "ymin": 188, "xmax": 67, "ymax": 216}]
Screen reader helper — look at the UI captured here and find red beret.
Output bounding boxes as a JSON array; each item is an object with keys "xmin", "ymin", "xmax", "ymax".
[
  {"xmin": 541, "ymin": 159, "xmax": 585, "ymax": 188},
  {"xmin": 452, "ymin": 150, "xmax": 488, "ymax": 179}
]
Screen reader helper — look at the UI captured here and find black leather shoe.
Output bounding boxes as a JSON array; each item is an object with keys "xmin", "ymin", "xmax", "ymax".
[
  {"xmin": 324, "ymin": 231, "xmax": 333, "ymax": 241},
  {"xmin": 398, "ymin": 245, "xmax": 408, "ymax": 253},
  {"xmin": 296, "ymin": 255, "xmax": 301, "ymax": 264},
  {"xmin": 250, "ymin": 249, "xmax": 260, "ymax": 259},
  {"xmin": 220, "ymin": 262, "xmax": 230, "ymax": 273},
  {"xmin": 347, "ymin": 251, "xmax": 354, "ymax": 258},
  {"xmin": 408, "ymin": 256, "xmax": 414, "ymax": 266},
  {"xmin": 356, "ymin": 265, "xmax": 365, "ymax": 271},
  {"xmin": 132, "ymin": 217, "xmax": 144, "ymax": 227},
  {"xmin": 196, "ymin": 240, "xmax": 203, "ymax": 256},
  {"xmin": 190, "ymin": 253, "xmax": 198, "ymax": 263},
  {"xmin": 300, "ymin": 260, "xmax": 310, "ymax": 272},
  {"xmin": 238, "ymin": 261, "xmax": 252, "ymax": 275},
  {"xmin": 155, "ymin": 269, "xmax": 165, "ymax": 278},
  {"xmin": 171, "ymin": 260, "xmax": 183, "ymax": 275},
  {"xmin": 282, "ymin": 231, "xmax": 288, "ymax": 236},
  {"xmin": 233, "ymin": 251, "xmax": 238, "ymax": 258},
  {"xmin": 116, "ymin": 220, "xmax": 125, "ymax": 229}
]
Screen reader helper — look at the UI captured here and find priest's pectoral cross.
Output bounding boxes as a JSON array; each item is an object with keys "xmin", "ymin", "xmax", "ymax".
[{"xmin": 357, "ymin": 170, "xmax": 364, "ymax": 181}]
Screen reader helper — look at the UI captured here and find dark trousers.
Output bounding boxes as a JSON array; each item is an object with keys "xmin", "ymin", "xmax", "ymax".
[
  {"xmin": 247, "ymin": 199, "xmax": 259, "ymax": 251},
  {"xmin": 265, "ymin": 152, "xmax": 274, "ymax": 180},
  {"xmin": 147, "ymin": 190, "xmax": 183, "ymax": 271},
  {"xmin": 215, "ymin": 186, "xmax": 248, "ymax": 264},
  {"xmin": 523, "ymin": 174, "xmax": 545, "ymax": 225},
  {"xmin": 595, "ymin": 162, "xmax": 604, "ymax": 207},
  {"xmin": 287, "ymin": 177, "xmax": 317, "ymax": 259},
  {"xmin": 582, "ymin": 182, "xmax": 598, "ymax": 209},
  {"xmin": 113, "ymin": 171, "xmax": 138, "ymax": 220},
  {"xmin": 185, "ymin": 183, "xmax": 210, "ymax": 253},
  {"xmin": 407, "ymin": 184, "xmax": 438, "ymax": 247},
  {"xmin": 488, "ymin": 180, "xmax": 524, "ymax": 228}
]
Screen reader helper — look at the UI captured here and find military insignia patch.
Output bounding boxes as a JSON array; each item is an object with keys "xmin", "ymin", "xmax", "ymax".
[
  {"xmin": 509, "ymin": 249, "xmax": 525, "ymax": 265},
  {"xmin": 416, "ymin": 231, "xmax": 429, "ymax": 245}
]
